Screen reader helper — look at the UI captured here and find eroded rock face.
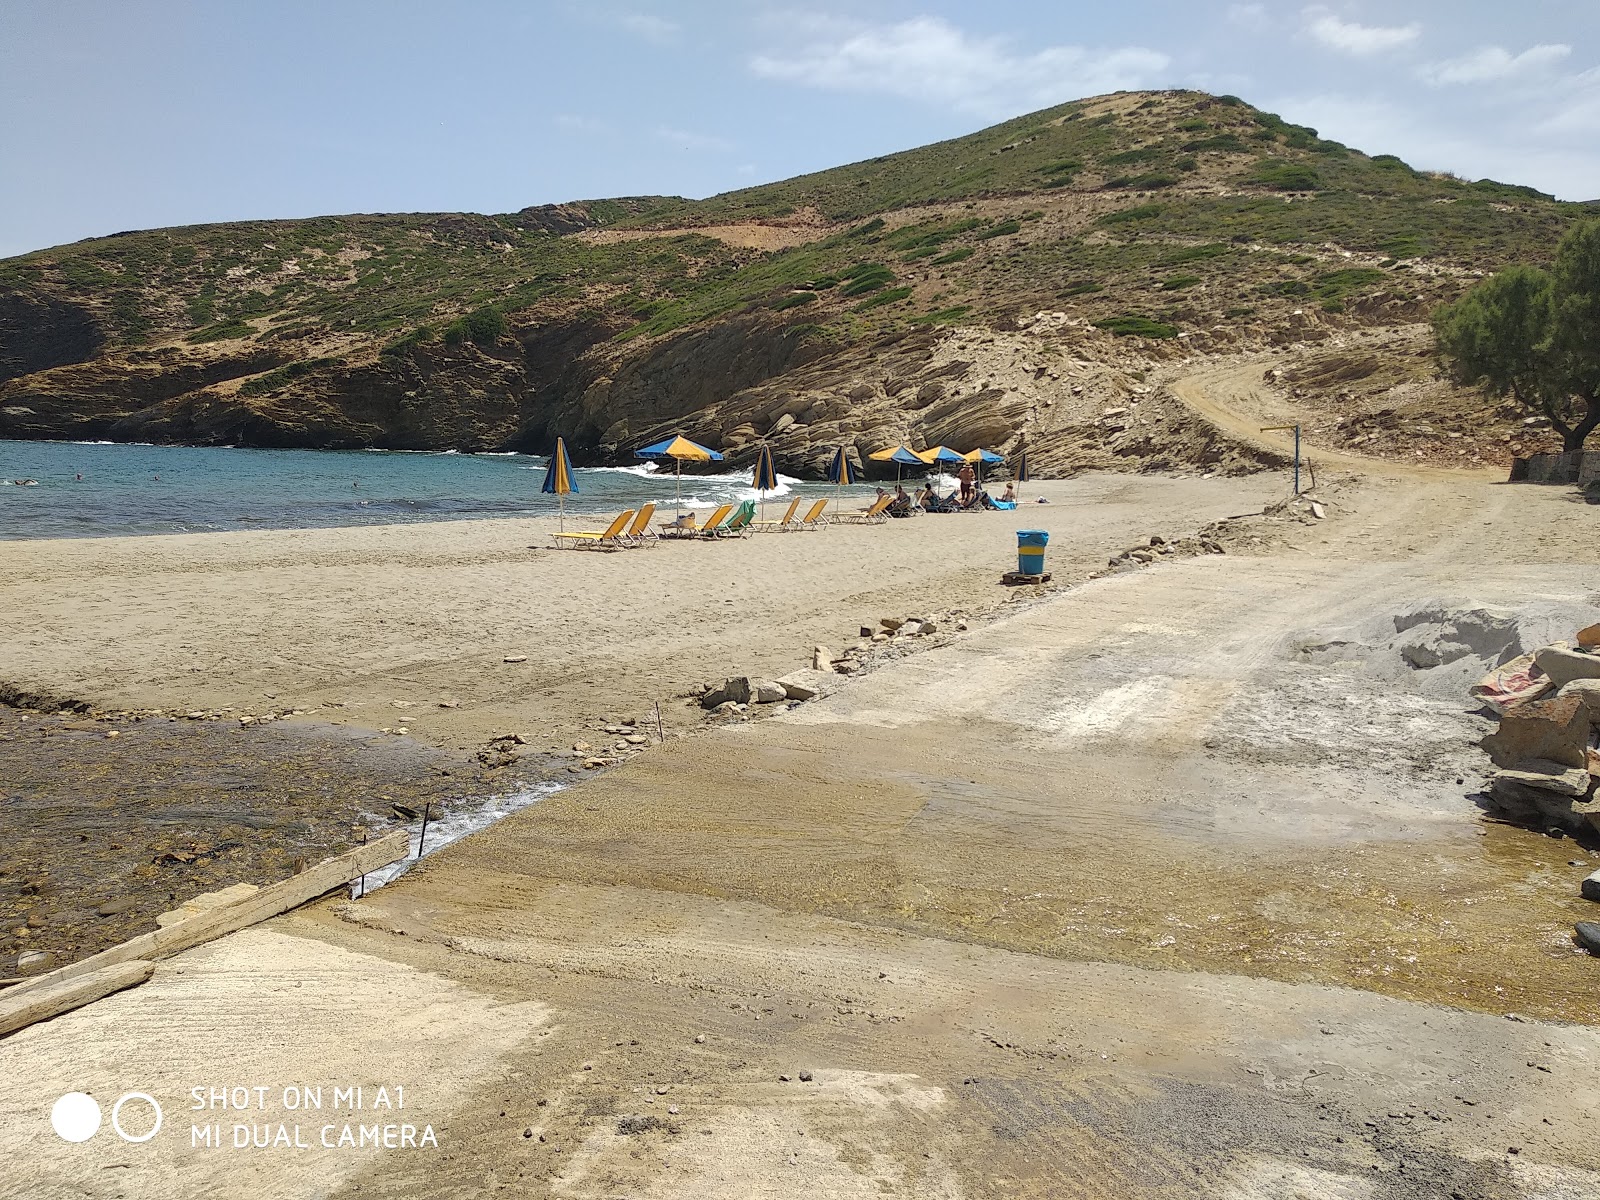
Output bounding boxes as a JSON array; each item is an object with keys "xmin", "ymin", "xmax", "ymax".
[{"xmin": 0, "ymin": 293, "xmax": 105, "ymax": 384}]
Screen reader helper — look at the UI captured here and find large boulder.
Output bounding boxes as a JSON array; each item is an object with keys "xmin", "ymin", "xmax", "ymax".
[
  {"xmin": 1492, "ymin": 763, "xmax": 1592, "ymax": 797},
  {"xmin": 750, "ymin": 679, "xmax": 787, "ymax": 704},
  {"xmin": 1558, "ymin": 678, "xmax": 1600, "ymax": 725},
  {"xmin": 1481, "ymin": 694, "xmax": 1590, "ymax": 770},
  {"xmin": 775, "ymin": 670, "xmax": 830, "ymax": 702},
  {"xmin": 1533, "ymin": 645, "xmax": 1600, "ymax": 689},
  {"xmin": 700, "ymin": 677, "xmax": 753, "ymax": 709}
]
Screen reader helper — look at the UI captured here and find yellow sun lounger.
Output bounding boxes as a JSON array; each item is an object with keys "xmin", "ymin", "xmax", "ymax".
[
  {"xmin": 838, "ymin": 495, "xmax": 893, "ymax": 524},
  {"xmin": 752, "ymin": 496, "xmax": 801, "ymax": 532},
  {"xmin": 689, "ymin": 503, "xmax": 734, "ymax": 539},
  {"xmin": 796, "ymin": 498, "xmax": 830, "ymax": 530},
  {"xmin": 620, "ymin": 503, "xmax": 657, "ymax": 547},
  {"xmin": 551, "ymin": 508, "xmax": 635, "ymax": 550}
]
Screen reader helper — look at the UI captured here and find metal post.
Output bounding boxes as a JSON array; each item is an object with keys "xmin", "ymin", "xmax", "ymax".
[{"xmin": 1294, "ymin": 425, "xmax": 1301, "ymax": 496}]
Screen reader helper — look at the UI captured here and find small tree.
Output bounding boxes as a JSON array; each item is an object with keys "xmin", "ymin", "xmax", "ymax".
[{"xmin": 1435, "ymin": 221, "xmax": 1600, "ymax": 452}]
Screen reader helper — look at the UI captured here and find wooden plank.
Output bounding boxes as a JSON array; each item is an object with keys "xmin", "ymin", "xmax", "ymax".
[
  {"xmin": 5, "ymin": 830, "xmax": 409, "ymax": 1000},
  {"xmin": 0, "ymin": 961, "xmax": 155, "ymax": 1038}
]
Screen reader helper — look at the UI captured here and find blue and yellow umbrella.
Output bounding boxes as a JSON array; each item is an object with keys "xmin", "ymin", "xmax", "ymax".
[
  {"xmin": 1014, "ymin": 449, "xmax": 1030, "ymax": 484},
  {"xmin": 636, "ymin": 434, "xmax": 724, "ymax": 514},
  {"xmin": 751, "ymin": 443, "xmax": 778, "ymax": 522},
  {"xmin": 541, "ymin": 436, "xmax": 577, "ymax": 531},
  {"xmin": 826, "ymin": 445, "xmax": 859, "ymax": 513}
]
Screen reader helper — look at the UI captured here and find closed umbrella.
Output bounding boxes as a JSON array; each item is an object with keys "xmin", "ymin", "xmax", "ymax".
[
  {"xmin": 635, "ymin": 434, "xmax": 724, "ymax": 514},
  {"xmin": 1014, "ymin": 449, "xmax": 1030, "ymax": 484},
  {"xmin": 826, "ymin": 445, "xmax": 859, "ymax": 515},
  {"xmin": 751, "ymin": 443, "xmax": 778, "ymax": 523},
  {"xmin": 541, "ymin": 436, "xmax": 577, "ymax": 532}
]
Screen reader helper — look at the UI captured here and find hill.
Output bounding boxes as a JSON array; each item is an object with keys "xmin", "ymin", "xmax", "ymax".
[{"xmin": 0, "ymin": 89, "xmax": 1586, "ymax": 473}]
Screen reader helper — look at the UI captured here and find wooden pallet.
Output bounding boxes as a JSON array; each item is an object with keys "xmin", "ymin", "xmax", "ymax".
[{"xmin": 1001, "ymin": 570, "xmax": 1051, "ymax": 585}]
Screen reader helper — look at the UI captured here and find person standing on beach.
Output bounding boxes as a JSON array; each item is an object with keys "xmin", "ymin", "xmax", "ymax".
[{"xmin": 957, "ymin": 461, "xmax": 975, "ymax": 505}]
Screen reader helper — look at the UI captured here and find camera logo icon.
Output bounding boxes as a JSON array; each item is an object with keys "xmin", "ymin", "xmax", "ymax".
[{"xmin": 51, "ymin": 1092, "xmax": 162, "ymax": 1143}]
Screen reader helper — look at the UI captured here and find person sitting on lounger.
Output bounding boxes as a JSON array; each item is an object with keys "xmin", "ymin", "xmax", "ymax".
[{"xmin": 889, "ymin": 484, "xmax": 913, "ymax": 516}]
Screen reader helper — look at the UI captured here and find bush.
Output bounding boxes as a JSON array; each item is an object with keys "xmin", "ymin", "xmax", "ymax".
[
  {"xmin": 1059, "ymin": 280, "xmax": 1102, "ymax": 297},
  {"xmin": 1250, "ymin": 163, "xmax": 1321, "ymax": 191},
  {"xmin": 908, "ymin": 305, "xmax": 971, "ymax": 325},
  {"xmin": 932, "ymin": 247, "xmax": 974, "ymax": 265},
  {"xmin": 381, "ymin": 327, "xmax": 436, "ymax": 357},
  {"xmin": 1181, "ymin": 133, "xmax": 1247, "ymax": 154},
  {"xmin": 772, "ymin": 292, "xmax": 816, "ymax": 310},
  {"xmin": 840, "ymin": 263, "xmax": 895, "ymax": 296},
  {"xmin": 442, "ymin": 305, "xmax": 505, "ymax": 347},
  {"xmin": 238, "ymin": 357, "xmax": 339, "ymax": 397},
  {"xmin": 1161, "ymin": 275, "xmax": 1202, "ymax": 290},
  {"xmin": 1094, "ymin": 315, "xmax": 1178, "ymax": 338},
  {"xmin": 187, "ymin": 319, "xmax": 255, "ymax": 343},
  {"xmin": 853, "ymin": 286, "xmax": 913, "ymax": 312},
  {"xmin": 977, "ymin": 220, "xmax": 1021, "ymax": 240}
]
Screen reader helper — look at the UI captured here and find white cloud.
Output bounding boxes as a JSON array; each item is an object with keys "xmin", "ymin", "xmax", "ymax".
[
  {"xmin": 748, "ymin": 15, "xmax": 1169, "ymax": 118},
  {"xmin": 614, "ymin": 12, "xmax": 679, "ymax": 43},
  {"xmin": 1419, "ymin": 43, "xmax": 1572, "ymax": 86},
  {"xmin": 1303, "ymin": 7, "xmax": 1420, "ymax": 56},
  {"xmin": 655, "ymin": 126, "xmax": 734, "ymax": 153}
]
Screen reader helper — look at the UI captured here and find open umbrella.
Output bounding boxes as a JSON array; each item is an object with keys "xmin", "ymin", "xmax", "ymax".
[
  {"xmin": 541, "ymin": 436, "xmax": 577, "ymax": 532},
  {"xmin": 869, "ymin": 444, "xmax": 926, "ymax": 487},
  {"xmin": 826, "ymin": 445, "xmax": 859, "ymax": 516},
  {"xmin": 963, "ymin": 447, "xmax": 1005, "ymax": 488},
  {"xmin": 751, "ymin": 443, "xmax": 778, "ymax": 523},
  {"xmin": 635, "ymin": 434, "xmax": 724, "ymax": 514}
]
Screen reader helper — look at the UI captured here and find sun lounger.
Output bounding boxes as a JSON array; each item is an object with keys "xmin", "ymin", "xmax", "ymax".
[
  {"xmin": 683, "ymin": 503, "xmax": 733, "ymax": 539},
  {"xmin": 703, "ymin": 500, "xmax": 753, "ymax": 539},
  {"xmin": 620, "ymin": 503, "xmax": 657, "ymax": 547},
  {"xmin": 839, "ymin": 495, "xmax": 894, "ymax": 525},
  {"xmin": 658, "ymin": 511, "xmax": 701, "ymax": 539},
  {"xmin": 551, "ymin": 508, "xmax": 635, "ymax": 551},
  {"xmin": 752, "ymin": 497, "xmax": 801, "ymax": 532},
  {"xmin": 796, "ymin": 498, "xmax": 829, "ymax": 530}
]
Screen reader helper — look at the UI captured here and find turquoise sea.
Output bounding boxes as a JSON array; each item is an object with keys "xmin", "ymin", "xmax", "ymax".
[{"xmin": 0, "ymin": 440, "xmax": 880, "ymax": 540}]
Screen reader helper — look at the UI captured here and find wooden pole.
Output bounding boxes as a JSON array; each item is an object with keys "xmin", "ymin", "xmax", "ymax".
[
  {"xmin": 416, "ymin": 802, "xmax": 432, "ymax": 858},
  {"xmin": 655, "ymin": 700, "xmax": 664, "ymax": 745}
]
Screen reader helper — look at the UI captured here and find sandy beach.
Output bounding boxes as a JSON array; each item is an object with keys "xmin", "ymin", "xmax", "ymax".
[{"xmin": 0, "ymin": 473, "xmax": 1285, "ymax": 755}]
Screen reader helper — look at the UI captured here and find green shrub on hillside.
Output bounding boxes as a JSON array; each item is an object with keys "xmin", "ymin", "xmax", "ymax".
[
  {"xmin": 852, "ymin": 286, "xmax": 913, "ymax": 311},
  {"xmin": 932, "ymin": 247, "xmax": 974, "ymax": 265},
  {"xmin": 1094, "ymin": 315, "xmax": 1178, "ymax": 338},
  {"xmin": 772, "ymin": 292, "xmax": 817, "ymax": 310},
  {"xmin": 908, "ymin": 305, "xmax": 972, "ymax": 325},
  {"xmin": 977, "ymin": 220, "xmax": 1022, "ymax": 239},
  {"xmin": 381, "ymin": 327, "xmax": 436, "ymax": 356},
  {"xmin": 1160, "ymin": 275, "xmax": 1202, "ymax": 290},
  {"xmin": 1249, "ymin": 162, "xmax": 1321, "ymax": 191},
  {"xmin": 1059, "ymin": 280, "xmax": 1102, "ymax": 296},
  {"xmin": 442, "ymin": 305, "xmax": 505, "ymax": 346},
  {"xmin": 238, "ymin": 357, "xmax": 339, "ymax": 397},
  {"xmin": 1159, "ymin": 243, "xmax": 1231, "ymax": 265},
  {"xmin": 187, "ymin": 319, "xmax": 255, "ymax": 343},
  {"xmin": 1098, "ymin": 204, "xmax": 1165, "ymax": 226}
]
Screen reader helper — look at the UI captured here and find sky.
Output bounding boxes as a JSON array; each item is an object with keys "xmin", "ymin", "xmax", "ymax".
[{"xmin": 2, "ymin": 1, "xmax": 1597, "ymax": 258}]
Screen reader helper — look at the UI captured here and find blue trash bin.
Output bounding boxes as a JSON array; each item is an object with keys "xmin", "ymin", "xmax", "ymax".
[{"xmin": 1016, "ymin": 529, "xmax": 1049, "ymax": 576}]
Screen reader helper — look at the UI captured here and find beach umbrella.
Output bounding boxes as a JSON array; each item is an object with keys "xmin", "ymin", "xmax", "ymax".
[
  {"xmin": 1014, "ymin": 449, "xmax": 1031, "ymax": 484},
  {"xmin": 869, "ymin": 444, "xmax": 925, "ymax": 486},
  {"xmin": 635, "ymin": 434, "xmax": 724, "ymax": 513},
  {"xmin": 826, "ymin": 445, "xmax": 859, "ymax": 514},
  {"xmin": 751, "ymin": 443, "xmax": 778, "ymax": 523},
  {"xmin": 541, "ymin": 436, "xmax": 577, "ymax": 532},
  {"xmin": 963, "ymin": 447, "xmax": 1005, "ymax": 487}
]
